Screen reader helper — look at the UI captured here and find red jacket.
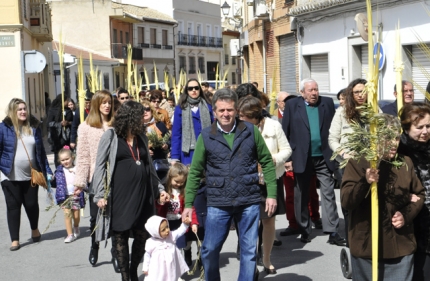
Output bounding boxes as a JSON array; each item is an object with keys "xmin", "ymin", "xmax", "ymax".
[{"xmin": 156, "ymin": 193, "xmax": 199, "ymax": 226}]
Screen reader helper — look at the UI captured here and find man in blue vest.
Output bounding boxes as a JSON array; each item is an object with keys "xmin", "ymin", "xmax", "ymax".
[
  {"xmin": 182, "ymin": 88, "xmax": 277, "ymax": 281},
  {"xmin": 282, "ymin": 78, "xmax": 345, "ymax": 245}
]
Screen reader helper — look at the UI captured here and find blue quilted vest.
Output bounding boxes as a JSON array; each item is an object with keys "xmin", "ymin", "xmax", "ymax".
[{"xmin": 201, "ymin": 120, "xmax": 260, "ymax": 207}]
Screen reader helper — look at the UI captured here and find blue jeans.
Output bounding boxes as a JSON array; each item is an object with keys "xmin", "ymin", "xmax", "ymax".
[{"xmin": 201, "ymin": 203, "xmax": 260, "ymax": 281}]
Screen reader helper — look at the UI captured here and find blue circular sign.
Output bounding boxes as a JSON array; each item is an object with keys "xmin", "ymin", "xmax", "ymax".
[{"xmin": 373, "ymin": 43, "xmax": 385, "ymax": 71}]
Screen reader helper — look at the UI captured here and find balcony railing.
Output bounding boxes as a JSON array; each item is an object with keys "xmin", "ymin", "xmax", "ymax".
[
  {"xmin": 138, "ymin": 43, "xmax": 172, "ymax": 50},
  {"xmin": 112, "ymin": 44, "xmax": 143, "ymax": 60},
  {"xmin": 177, "ymin": 33, "xmax": 222, "ymax": 48},
  {"xmin": 30, "ymin": 1, "xmax": 53, "ymax": 42}
]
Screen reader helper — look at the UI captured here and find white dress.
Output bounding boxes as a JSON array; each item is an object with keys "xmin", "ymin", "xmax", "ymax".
[{"xmin": 142, "ymin": 215, "xmax": 189, "ymax": 281}]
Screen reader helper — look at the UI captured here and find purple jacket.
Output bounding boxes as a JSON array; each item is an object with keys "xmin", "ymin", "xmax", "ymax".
[{"xmin": 52, "ymin": 165, "xmax": 85, "ymax": 207}]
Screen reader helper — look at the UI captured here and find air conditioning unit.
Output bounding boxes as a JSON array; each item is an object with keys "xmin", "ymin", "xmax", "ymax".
[
  {"xmin": 255, "ymin": 1, "xmax": 269, "ymax": 18},
  {"xmin": 247, "ymin": 0, "xmax": 254, "ymax": 6},
  {"xmin": 230, "ymin": 39, "xmax": 240, "ymax": 56}
]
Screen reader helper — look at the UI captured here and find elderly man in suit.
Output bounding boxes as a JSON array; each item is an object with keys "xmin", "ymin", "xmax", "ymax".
[
  {"xmin": 272, "ymin": 91, "xmax": 289, "ymax": 123},
  {"xmin": 381, "ymin": 80, "xmax": 415, "ymax": 116},
  {"xmin": 282, "ymin": 78, "xmax": 345, "ymax": 245}
]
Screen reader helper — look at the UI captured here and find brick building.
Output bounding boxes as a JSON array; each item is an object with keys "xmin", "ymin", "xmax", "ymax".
[{"xmin": 242, "ymin": 0, "xmax": 298, "ymax": 95}]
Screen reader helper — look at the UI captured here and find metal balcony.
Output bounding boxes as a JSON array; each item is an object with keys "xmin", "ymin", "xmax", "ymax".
[
  {"xmin": 177, "ymin": 33, "xmax": 222, "ymax": 48},
  {"xmin": 112, "ymin": 44, "xmax": 142, "ymax": 60},
  {"xmin": 30, "ymin": 1, "xmax": 53, "ymax": 42}
]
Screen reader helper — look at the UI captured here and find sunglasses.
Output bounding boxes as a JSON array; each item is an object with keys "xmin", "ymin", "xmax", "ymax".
[
  {"xmin": 119, "ymin": 96, "xmax": 130, "ymax": 100},
  {"xmin": 151, "ymin": 100, "xmax": 161, "ymax": 103},
  {"xmin": 187, "ymin": 86, "xmax": 199, "ymax": 91},
  {"xmin": 143, "ymin": 107, "xmax": 151, "ymax": 112}
]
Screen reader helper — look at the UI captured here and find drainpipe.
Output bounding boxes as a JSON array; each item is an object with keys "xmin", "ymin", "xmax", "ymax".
[
  {"xmin": 262, "ymin": 20, "xmax": 267, "ymax": 93},
  {"xmin": 173, "ymin": 23, "xmax": 178, "ymax": 82}
]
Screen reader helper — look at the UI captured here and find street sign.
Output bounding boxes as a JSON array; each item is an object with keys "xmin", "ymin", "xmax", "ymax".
[
  {"xmin": 0, "ymin": 35, "xmax": 15, "ymax": 47},
  {"xmin": 373, "ymin": 43, "xmax": 385, "ymax": 71}
]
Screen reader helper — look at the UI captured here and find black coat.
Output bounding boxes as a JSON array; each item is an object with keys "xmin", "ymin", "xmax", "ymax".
[{"xmin": 282, "ymin": 96, "xmax": 335, "ymax": 173}]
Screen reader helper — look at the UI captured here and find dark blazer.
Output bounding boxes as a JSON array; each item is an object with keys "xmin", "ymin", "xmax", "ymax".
[
  {"xmin": 381, "ymin": 100, "xmax": 398, "ymax": 116},
  {"xmin": 282, "ymin": 96, "xmax": 335, "ymax": 173}
]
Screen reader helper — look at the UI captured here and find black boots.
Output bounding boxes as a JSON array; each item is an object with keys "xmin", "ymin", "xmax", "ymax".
[{"xmin": 89, "ymin": 246, "xmax": 99, "ymax": 266}]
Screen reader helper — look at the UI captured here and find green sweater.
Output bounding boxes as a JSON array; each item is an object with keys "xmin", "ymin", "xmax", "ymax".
[
  {"xmin": 185, "ymin": 125, "xmax": 277, "ymax": 208},
  {"xmin": 306, "ymin": 105, "xmax": 323, "ymax": 157}
]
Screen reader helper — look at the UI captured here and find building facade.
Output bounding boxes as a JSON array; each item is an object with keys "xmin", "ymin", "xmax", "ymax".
[
  {"xmin": 291, "ymin": 0, "xmax": 430, "ymax": 100},
  {"xmin": 242, "ymin": 0, "xmax": 298, "ymax": 94},
  {"xmin": 173, "ymin": 0, "xmax": 223, "ymax": 81},
  {"xmin": 0, "ymin": 0, "xmax": 54, "ymax": 120}
]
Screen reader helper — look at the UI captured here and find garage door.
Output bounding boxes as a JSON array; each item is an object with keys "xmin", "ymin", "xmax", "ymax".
[
  {"xmin": 412, "ymin": 44, "xmax": 429, "ymax": 100},
  {"xmin": 279, "ymin": 34, "xmax": 297, "ymax": 93},
  {"xmin": 361, "ymin": 44, "xmax": 368, "ymax": 79},
  {"xmin": 310, "ymin": 54, "xmax": 329, "ymax": 92}
]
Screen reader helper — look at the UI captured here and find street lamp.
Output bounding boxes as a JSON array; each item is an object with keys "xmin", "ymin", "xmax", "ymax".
[{"xmin": 221, "ymin": 1, "xmax": 231, "ymax": 17}]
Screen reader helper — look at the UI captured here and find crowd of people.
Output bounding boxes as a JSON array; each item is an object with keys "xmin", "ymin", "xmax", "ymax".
[{"xmin": 1, "ymin": 77, "xmax": 430, "ymax": 281}]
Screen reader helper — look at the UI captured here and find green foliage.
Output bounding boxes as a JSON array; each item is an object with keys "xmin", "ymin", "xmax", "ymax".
[
  {"xmin": 331, "ymin": 104, "xmax": 405, "ymax": 169},
  {"xmin": 147, "ymin": 131, "xmax": 170, "ymax": 148}
]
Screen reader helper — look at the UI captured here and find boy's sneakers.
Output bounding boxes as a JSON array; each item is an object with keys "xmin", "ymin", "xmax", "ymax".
[
  {"xmin": 74, "ymin": 227, "xmax": 80, "ymax": 238},
  {"xmin": 64, "ymin": 234, "xmax": 75, "ymax": 243}
]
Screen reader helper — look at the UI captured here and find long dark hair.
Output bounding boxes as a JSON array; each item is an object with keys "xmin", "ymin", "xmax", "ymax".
[
  {"xmin": 113, "ymin": 100, "xmax": 145, "ymax": 138},
  {"xmin": 344, "ymin": 78, "xmax": 367, "ymax": 123},
  {"xmin": 177, "ymin": 79, "xmax": 210, "ymax": 109}
]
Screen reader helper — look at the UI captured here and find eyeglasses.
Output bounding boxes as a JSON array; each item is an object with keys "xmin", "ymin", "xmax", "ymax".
[
  {"xmin": 353, "ymin": 90, "xmax": 365, "ymax": 95},
  {"xmin": 151, "ymin": 100, "xmax": 161, "ymax": 103},
  {"xmin": 143, "ymin": 107, "xmax": 151, "ymax": 112},
  {"xmin": 119, "ymin": 96, "xmax": 130, "ymax": 100},
  {"xmin": 187, "ymin": 86, "xmax": 199, "ymax": 91}
]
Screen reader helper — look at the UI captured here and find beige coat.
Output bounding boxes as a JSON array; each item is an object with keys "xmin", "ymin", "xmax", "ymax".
[
  {"xmin": 328, "ymin": 106, "xmax": 351, "ymax": 163},
  {"xmin": 260, "ymin": 117, "xmax": 292, "ymax": 179}
]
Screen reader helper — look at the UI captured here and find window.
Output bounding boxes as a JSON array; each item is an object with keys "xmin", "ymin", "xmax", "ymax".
[
  {"xmin": 113, "ymin": 29, "xmax": 118, "ymax": 43},
  {"xmin": 206, "ymin": 25, "xmax": 211, "ymax": 37},
  {"xmin": 198, "ymin": 57, "xmax": 205, "ymax": 73},
  {"xmin": 104, "ymin": 73, "xmax": 109, "ymax": 89},
  {"xmin": 179, "ymin": 56, "xmax": 186, "ymax": 72},
  {"xmin": 189, "ymin": 56, "xmax": 196, "ymax": 74},
  {"xmin": 197, "ymin": 24, "xmax": 202, "ymax": 36},
  {"xmin": 138, "ymin": 27, "xmax": 145, "ymax": 43},
  {"xmin": 232, "ymin": 72, "xmax": 236, "ymax": 84},
  {"xmin": 120, "ymin": 31, "xmax": 123, "ymax": 43},
  {"xmin": 225, "ymin": 54, "xmax": 229, "ymax": 65},
  {"xmin": 214, "ymin": 26, "xmax": 219, "ymax": 38},
  {"xmin": 188, "ymin": 23, "xmax": 193, "ymax": 35},
  {"xmin": 150, "ymin": 28, "xmax": 156, "ymax": 44},
  {"xmin": 162, "ymin": 30, "xmax": 168, "ymax": 46},
  {"xmin": 116, "ymin": 72, "xmax": 120, "ymax": 88},
  {"xmin": 232, "ymin": 56, "xmax": 236, "ymax": 65},
  {"xmin": 125, "ymin": 32, "xmax": 129, "ymax": 44}
]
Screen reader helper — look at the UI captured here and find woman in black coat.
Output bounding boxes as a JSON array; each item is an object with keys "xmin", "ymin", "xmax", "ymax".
[{"xmin": 47, "ymin": 95, "xmax": 73, "ymax": 163}]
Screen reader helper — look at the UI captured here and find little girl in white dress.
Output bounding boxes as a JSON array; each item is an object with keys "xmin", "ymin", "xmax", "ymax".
[{"xmin": 143, "ymin": 215, "xmax": 190, "ymax": 281}]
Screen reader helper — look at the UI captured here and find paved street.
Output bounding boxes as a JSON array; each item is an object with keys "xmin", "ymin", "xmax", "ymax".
[{"xmin": 0, "ymin": 148, "xmax": 348, "ymax": 281}]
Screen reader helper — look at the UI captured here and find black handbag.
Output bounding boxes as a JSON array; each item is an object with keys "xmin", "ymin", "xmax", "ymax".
[{"xmin": 152, "ymin": 159, "xmax": 170, "ymax": 172}]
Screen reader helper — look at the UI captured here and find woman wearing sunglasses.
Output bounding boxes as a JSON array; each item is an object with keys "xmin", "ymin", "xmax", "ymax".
[
  {"xmin": 171, "ymin": 79, "xmax": 214, "ymax": 165},
  {"xmin": 141, "ymin": 100, "xmax": 171, "ymax": 182}
]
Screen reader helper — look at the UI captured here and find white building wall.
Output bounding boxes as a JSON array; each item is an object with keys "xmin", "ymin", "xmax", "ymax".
[
  {"xmin": 113, "ymin": 0, "xmax": 174, "ymax": 17},
  {"xmin": 298, "ymin": 1, "xmax": 430, "ymax": 100}
]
